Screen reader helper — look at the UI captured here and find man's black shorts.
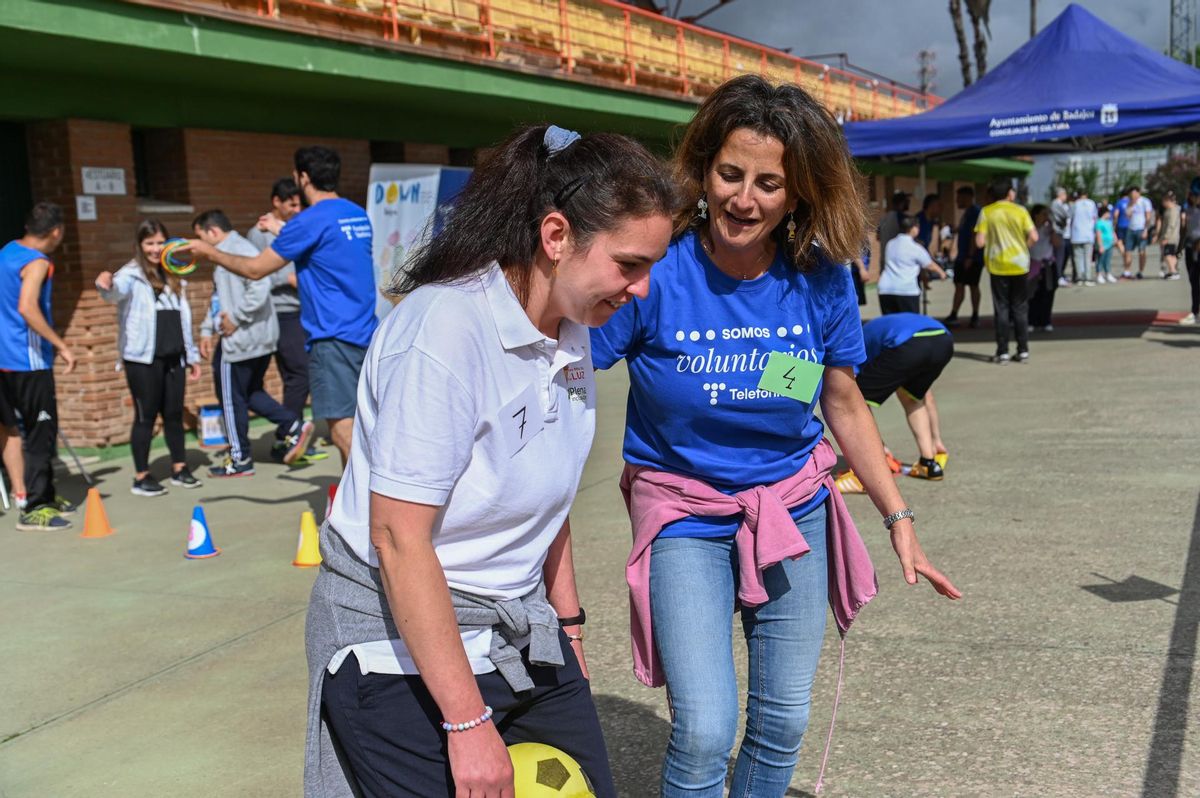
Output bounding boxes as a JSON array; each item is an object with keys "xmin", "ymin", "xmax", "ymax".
[
  {"xmin": 858, "ymin": 332, "xmax": 954, "ymax": 406},
  {"xmin": 952, "ymin": 257, "xmax": 984, "ymax": 287}
]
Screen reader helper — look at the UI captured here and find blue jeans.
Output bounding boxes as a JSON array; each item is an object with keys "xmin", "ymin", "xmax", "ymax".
[{"xmin": 649, "ymin": 504, "xmax": 829, "ymax": 798}]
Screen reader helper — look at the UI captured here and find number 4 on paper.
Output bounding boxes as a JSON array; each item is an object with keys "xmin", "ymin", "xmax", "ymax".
[{"xmin": 757, "ymin": 351, "xmax": 824, "ymax": 403}]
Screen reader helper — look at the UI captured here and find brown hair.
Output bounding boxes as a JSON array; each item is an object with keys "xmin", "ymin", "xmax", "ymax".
[
  {"xmin": 672, "ymin": 75, "xmax": 868, "ymax": 270},
  {"xmin": 134, "ymin": 219, "xmax": 179, "ymax": 294},
  {"xmin": 396, "ymin": 125, "xmax": 679, "ymax": 305}
]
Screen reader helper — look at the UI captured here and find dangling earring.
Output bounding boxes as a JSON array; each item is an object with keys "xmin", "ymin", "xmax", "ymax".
[
  {"xmin": 786, "ymin": 212, "xmax": 797, "ymax": 245},
  {"xmin": 696, "ymin": 194, "xmax": 708, "ymax": 220}
]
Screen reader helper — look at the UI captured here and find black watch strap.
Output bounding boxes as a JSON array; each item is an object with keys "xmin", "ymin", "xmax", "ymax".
[{"xmin": 558, "ymin": 608, "xmax": 586, "ymax": 627}]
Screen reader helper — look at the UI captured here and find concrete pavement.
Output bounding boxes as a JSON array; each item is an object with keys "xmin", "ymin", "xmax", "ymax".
[{"xmin": 2, "ymin": 265, "xmax": 1198, "ymax": 797}]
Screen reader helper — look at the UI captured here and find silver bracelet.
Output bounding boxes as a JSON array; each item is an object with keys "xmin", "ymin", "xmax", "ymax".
[{"xmin": 883, "ymin": 508, "xmax": 915, "ymax": 529}]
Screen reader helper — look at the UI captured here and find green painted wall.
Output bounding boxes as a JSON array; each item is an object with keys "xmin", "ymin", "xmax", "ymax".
[{"xmin": 0, "ymin": 0, "xmax": 695, "ymax": 146}]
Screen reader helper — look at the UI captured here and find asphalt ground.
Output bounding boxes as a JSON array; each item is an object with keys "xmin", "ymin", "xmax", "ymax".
[{"xmin": 2, "ymin": 258, "xmax": 1198, "ymax": 797}]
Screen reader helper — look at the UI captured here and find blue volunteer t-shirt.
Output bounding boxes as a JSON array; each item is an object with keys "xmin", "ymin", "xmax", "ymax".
[
  {"xmin": 591, "ymin": 230, "xmax": 866, "ymax": 539},
  {"xmin": 1114, "ymin": 196, "xmax": 1130, "ymax": 231},
  {"xmin": 861, "ymin": 312, "xmax": 948, "ymax": 363},
  {"xmin": 271, "ymin": 197, "xmax": 378, "ymax": 349},
  {"xmin": 0, "ymin": 241, "xmax": 55, "ymax": 371}
]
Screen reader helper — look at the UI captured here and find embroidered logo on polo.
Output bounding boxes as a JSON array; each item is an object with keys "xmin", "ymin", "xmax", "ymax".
[
  {"xmin": 672, "ymin": 324, "xmax": 821, "ymax": 406},
  {"xmin": 563, "ymin": 364, "xmax": 588, "ymax": 404}
]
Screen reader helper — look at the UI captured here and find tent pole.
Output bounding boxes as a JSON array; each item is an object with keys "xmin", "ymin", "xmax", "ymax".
[{"xmin": 917, "ymin": 159, "xmax": 927, "ymax": 201}]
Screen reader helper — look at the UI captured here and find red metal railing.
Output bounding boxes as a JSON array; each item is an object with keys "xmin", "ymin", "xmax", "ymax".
[{"xmin": 237, "ymin": 0, "xmax": 941, "ymax": 118}]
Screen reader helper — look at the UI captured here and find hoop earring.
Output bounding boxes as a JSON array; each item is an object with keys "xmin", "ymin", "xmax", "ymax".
[
  {"xmin": 696, "ymin": 194, "xmax": 708, "ymax": 220},
  {"xmin": 786, "ymin": 212, "xmax": 797, "ymax": 245}
]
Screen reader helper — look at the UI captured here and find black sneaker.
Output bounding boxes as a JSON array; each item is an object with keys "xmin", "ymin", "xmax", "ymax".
[
  {"xmin": 16, "ymin": 506, "xmax": 72, "ymax": 531},
  {"xmin": 170, "ymin": 469, "xmax": 201, "ymax": 489},
  {"xmin": 208, "ymin": 456, "xmax": 255, "ymax": 478},
  {"xmin": 908, "ymin": 457, "xmax": 945, "ymax": 481},
  {"xmin": 1135, "ymin": 272, "xmax": 1144, "ymax": 279},
  {"xmin": 131, "ymin": 475, "xmax": 167, "ymax": 497},
  {"xmin": 269, "ymin": 441, "xmax": 288, "ymax": 464},
  {"xmin": 943, "ymin": 314, "xmax": 960, "ymax": 327},
  {"xmin": 968, "ymin": 313, "xmax": 980, "ymax": 329},
  {"xmin": 281, "ymin": 421, "xmax": 315, "ymax": 465}
]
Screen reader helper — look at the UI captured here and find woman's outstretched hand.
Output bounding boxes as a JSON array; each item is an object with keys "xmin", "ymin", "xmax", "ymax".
[{"xmin": 889, "ymin": 520, "xmax": 962, "ymax": 599}]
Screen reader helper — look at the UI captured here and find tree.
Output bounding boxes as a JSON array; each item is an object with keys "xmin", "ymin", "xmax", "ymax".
[
  {"xmin": 950, "ymin": 0, "xmax": 991, "ymax": 85},
  {"xmin": 949, "ymin": 0, "xmax": 973, "ymax": 86},
  {"xmin": 1145, "ymin": 154, "xmax": 1200, "ymax": 204},
  {"xmin": 1050, "ymin": 163, "xmax": 1100, "ymax": 202},
  {"xmin": 966, "ymin": 0, "xmax": 991, "ymax": 78}
]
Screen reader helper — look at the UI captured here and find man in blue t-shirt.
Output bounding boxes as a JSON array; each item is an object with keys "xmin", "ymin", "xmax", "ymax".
[
  {"xmin": 915, "ymin": 194, "xmax": 942, "ymax": 256},
  {"xmin": 1112, "ymin": 189, "xmax": 1131, "ymax": 278},
  {"xmin": 0, "ymin": 202, "xmax": 77, "ymax": 530},
  {"xmin": 183, "ymin": 147, "xmax": 377, "ymax": 465}
]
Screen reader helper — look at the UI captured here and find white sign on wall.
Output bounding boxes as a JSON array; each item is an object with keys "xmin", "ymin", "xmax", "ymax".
[
  {"xmin": 81, "ymin": 167, "xmax": 126, "ymax": 195},
  {"xmin": 75, "ymin": 195, "xmax": 97, "ymax": 221}
]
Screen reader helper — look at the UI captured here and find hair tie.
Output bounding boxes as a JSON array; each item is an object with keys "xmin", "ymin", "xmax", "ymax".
[{"xmin": 544, "ymin": 125, "xmax": 581, "ymax": 157}]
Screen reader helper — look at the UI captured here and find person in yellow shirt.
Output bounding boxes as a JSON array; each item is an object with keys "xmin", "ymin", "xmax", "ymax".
[{"xmin": 975, "ymin": 178, "xmax": 1038, "ymax": 363}]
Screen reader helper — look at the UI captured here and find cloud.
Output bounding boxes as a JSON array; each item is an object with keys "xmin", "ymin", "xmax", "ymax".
[{"xmin": 674, "ymin": 0, "xmax": 1171, "ymax": 96}]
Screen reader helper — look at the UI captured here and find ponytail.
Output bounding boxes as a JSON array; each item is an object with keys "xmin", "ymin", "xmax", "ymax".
[{"xmin": 394, "ymin": 124, "xmax": 678, "ymax": 304}]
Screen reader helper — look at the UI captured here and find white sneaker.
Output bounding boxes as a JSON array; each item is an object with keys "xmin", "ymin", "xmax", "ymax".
[
  {"xmin": 1043, "ymin": 324, "xmax": 1054, "ymax": 332},
  {"xmin": 1084, "ymin": 280, "xmax": 1096, "ymax": 286},
  {"xmin": 1180, "ymin": 313, "xmax": 1196, "ymax": 326},
  {"xmin": 1121, "ymin": 271, "xmax": 1133, "ymax": 279},
  {"xmin": 1057, "ymin": 278, "xmax": 1070, "ymax": 288}
]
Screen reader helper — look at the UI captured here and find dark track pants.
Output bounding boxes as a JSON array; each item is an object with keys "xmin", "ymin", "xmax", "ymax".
[
  {"xmin": 274, "ymin": 311, "xmax": 310, "ymax": 421},
  {"xmin": 0, "ymin": 370, "xmax": 58, "ymax": 509},
  {"xmin": 321, "ymin": 637, "xmax": 616, "ymax": 798}
]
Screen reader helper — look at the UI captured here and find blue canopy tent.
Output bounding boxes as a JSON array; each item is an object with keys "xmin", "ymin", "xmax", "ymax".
[{"xmin": 844, "ymin": 3, "xmax": 1200, "ymax": 162}]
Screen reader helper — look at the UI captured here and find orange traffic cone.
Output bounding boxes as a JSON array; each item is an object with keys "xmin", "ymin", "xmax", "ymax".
[
  {"xmin": 324, "ymin": 484, "xmax": 337, "ymax": 520},
  {"xmin": 80, "ymin": 488, "xmax": 114, "ymax": 539},
  {"xmin": 293, "ymin": 510, "xmax": 322, "ymax": 567}
]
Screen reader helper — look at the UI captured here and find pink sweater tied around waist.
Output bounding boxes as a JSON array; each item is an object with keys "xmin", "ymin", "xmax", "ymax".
[{"xmin": 619, "ymin": 437, "xmax": 878, "ymax": 689}]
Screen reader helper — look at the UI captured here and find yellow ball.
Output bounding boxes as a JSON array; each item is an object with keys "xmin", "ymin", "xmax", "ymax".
[{"xmin": 508, "ymin": 742, "xmax": 596, "ymax": 797}]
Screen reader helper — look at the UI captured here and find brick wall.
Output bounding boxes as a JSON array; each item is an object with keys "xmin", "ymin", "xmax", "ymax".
[{"xmin": 23, "ymin": 120, "xmax": 384, "ymax": 449}]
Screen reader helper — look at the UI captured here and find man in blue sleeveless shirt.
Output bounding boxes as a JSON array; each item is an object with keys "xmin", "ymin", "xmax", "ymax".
[{"xmin": 0, "ymin": 203, "xmax": 77, "ymax": 530}]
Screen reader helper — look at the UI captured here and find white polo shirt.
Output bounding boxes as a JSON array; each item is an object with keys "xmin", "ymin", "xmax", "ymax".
[{"xmin": 327, "ymin": 262, "xmax": 596, "ymax": 675}]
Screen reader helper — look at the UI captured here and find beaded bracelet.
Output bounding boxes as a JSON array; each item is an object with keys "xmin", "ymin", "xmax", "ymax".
[{"xmin": 441, "ymin": 705, "xmax": 494, "ymax": 733}]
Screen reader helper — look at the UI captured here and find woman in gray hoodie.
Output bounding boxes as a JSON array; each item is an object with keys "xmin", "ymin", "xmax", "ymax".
[{"xmin": 96, "ymin": 219, "xmax": 202, "ymax": 496}]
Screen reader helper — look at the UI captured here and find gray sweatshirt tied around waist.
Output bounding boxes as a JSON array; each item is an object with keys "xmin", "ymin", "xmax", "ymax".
[{"xmin": 304, "ymin": 523, "xmax": 563, "ymax": 797}]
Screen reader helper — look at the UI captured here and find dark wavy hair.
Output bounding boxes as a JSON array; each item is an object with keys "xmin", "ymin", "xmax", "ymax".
[
  {"xmin": 394, "ymin": 125, "xmax": 679, "ymax": 304},
  {"xmin": 672, "ymin": 75, "xmax": 868, "ymax": 270},
  {"xmin": 134, "ymin": 218, "xmax": 176, "ymax": 292}
]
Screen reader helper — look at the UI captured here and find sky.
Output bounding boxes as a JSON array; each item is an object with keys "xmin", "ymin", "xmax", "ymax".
[{"xmin": 670, "ymin": 0, "xmax": 1173, "ymax": 97}]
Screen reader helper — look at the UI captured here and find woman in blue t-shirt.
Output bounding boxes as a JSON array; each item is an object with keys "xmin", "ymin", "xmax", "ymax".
[{"xmin": 592, "ymin": 76, "xmax": 961, "ymax": 798}]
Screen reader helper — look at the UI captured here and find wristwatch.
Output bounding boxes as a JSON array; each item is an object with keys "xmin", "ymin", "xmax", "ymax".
[
  {"xmin": 558, "ymin": 608, "xmax": 586, "ymax": 627},
  {"xmin": 883, "ymin": 508, "xmax": 915, "ymax": 530}
]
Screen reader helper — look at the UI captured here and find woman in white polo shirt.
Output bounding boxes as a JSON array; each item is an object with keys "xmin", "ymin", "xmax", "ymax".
[
  {"xmin": 878, "ymin": 214, "xmax": 947, "ymax": 315},
  {"xmin": 304, "ymin": 125, "xmax": 677, "ymax": 798}
]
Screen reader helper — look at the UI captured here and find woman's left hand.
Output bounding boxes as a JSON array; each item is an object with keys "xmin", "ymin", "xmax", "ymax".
[
  {"xmin": 889, "ymin": 520, "xmax": 962, "ymax": 599},
  {"xmin": 188, "ymin": 363, "xmax": 202, "ymax": 382}
]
